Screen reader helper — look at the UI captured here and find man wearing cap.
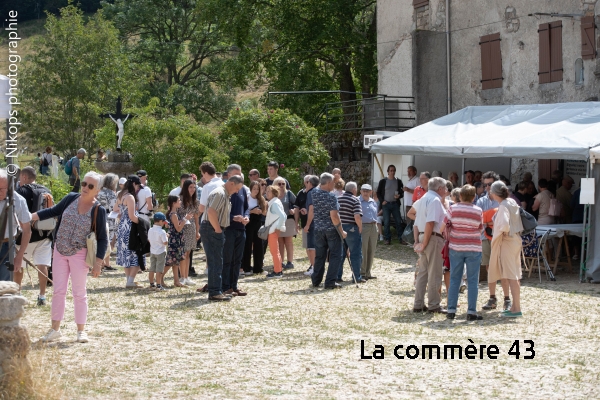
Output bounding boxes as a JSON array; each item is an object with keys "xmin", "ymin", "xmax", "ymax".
[
  {"xmin": 148, "ymin": 212, "xmax": 169, "ymax": 290},
  {"xmin": 136, "ymin": 170, "xmax": 153, "ymax": 222},
  {"xmin": 337, "ymin": 181, "xmax": 365, "ymax": 283},
  {"xmin": 69, "ymin": 148, "xmax": 87, "ymax": 192},
  {"xmin": 360, "ymin": 184, "xmax": 378, "ymax": 280},
  {"xmin": 119, "ymin": 177, "xmax": 126, "ymax": 191}
]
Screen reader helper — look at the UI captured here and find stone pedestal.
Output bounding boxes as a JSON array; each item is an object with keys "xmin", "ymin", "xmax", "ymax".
[
  {"xmin": 95, "ymin": 161, "xmax": 140, "ymax": 178},
  {"xmin": 0, "ymin": 282, "xmax": 31, "ymax": 389}
]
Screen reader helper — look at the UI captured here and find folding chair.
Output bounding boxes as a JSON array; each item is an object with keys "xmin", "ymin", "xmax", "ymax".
[{"xmin": 526, "ymin": 230, "xmax": 555, "ymax": 282}]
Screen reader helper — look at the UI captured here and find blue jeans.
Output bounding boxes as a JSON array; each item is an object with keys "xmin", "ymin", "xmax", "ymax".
[
  {"xmin": 447, "ymin": 249, "xmax": 482, "ymax": 314},
  {"xmin": 382, "ymin": 201, "xmax": 402, "ymax": 241},
  {"xmin": 312, "ymin": 229, "xmax": 344, "ymax": 287},
  {"xmin": 338, "ymin": 224, "xmax": 363, "ymax": 280},
  {"xmin": 200, "ymin": 222, "xmax": 226, "ymax": 297},
  {"xmin": 41, "ymin": 165, "xmax": 50, "ymax": 176},
  {"xmin": 0, "ymin": 242, "xmax": 11, "ymax": 281},
  {"xmin": 222, "ymin": 228, "xmax": 246, "ymax": 292}
]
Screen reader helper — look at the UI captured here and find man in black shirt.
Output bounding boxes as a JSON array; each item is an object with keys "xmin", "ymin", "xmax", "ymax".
[
  {"xmin": 294, "ymin": 175, "xmax": 319, "ymax": 274},
  {"xmin": 15, "ymin": 167, "xmax": 53, "ymax": 306},
  {"xmin": 265, "ymin": 161, "xmax": 290, "ymax": 189}
]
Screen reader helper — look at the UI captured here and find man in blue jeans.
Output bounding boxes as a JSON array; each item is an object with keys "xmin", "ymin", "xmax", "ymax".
[
  {"xmin": 221, "ymin": 164, "xmax": 249, "ymax": 297},
  {"xmin": 305, "ymin": 173, "xmax": 347, "ymax": 289},
  {"xmin": 199, "ymin": 175, "xmax": 244, "ymax": 302},
  {"xmin": 336, "ymin": 181, "xmax": 365, "ymax": 283},
  {"xmin": 376, "ymin": 165, "xmax": 404, "ymax": 245}
]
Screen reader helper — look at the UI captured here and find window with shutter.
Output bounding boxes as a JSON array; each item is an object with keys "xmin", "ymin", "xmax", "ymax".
[
  {"xmin": 539, "ymin": 21, "xmax": 563, "ymax": 84},
  {"xmin": 581, "ymin": 16, "xmax": 596, "ymax": 60},
  {"xmin": 480, "ymin": 33, "xmax": 503, "ymax": 90},
  {"xmin": 413, "ymin": 0, "xmax": 429, "ymax": 8}
]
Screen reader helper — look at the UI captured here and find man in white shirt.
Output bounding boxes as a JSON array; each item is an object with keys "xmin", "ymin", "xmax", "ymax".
[
  {"xmin": 0, "ymin": 169, "xmax": 32, "ymax": 281},
  {"xmin": 199, "ymin": 162, "xmax": 224, "ymax": 214},
  {"xmin": 169, "ymin": 173, "xmax": 192, "ymax": 197},
  {"xmin": 402, "ymin": 166, "xmax": 419, "ymax": 214},
  {"xmin": 136, "ymin": 170, "xmax": 153, "ymax": 221},
  {"xmin": 413, "ymin": 177, "xmax": 447, "ymax": 314}
]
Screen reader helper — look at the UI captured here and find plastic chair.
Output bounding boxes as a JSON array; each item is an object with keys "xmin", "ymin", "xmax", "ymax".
[{"xmin": 525, "ymin": 230, "xmax": 554, "ymax": 282}]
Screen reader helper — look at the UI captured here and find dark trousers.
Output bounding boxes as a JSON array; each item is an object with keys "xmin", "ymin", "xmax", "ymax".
[
  {"xmin": 70, "ymin": 177, "xmax": 80, "ymax": 193},
  {"xmin": 222, "ymin": 228, "xmax": 246, "ymax": 292},
  {"xmin": 312, "ymin": 229, "xmax": 343, "ymax": 287},
  {"xmin": 200, "ymin": 222, "xmax": 225, "ymax": 297},
  {"xmin": 382, "ymin": 201, "xmax": 402, "ymax": 241},
  {"xmin": 0, "ymin": 242, "xmax": 12, "ymax": 281},
  {"xmin": 242, "ymin": 214, "xmax": 264, "ymax": 273}
]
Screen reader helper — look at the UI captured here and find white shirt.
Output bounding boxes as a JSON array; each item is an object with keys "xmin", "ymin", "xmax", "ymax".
[
  {"xmin": 0, "ymin": 192, "xmax": 32, "ymax": 238},
  {"xmin": 137, "ymin": 186, "xmax": 152, "ymax": 213},
  {"xmin": 199, "ymin": 177, "xmax": 225, "ymax": 206},
  {"xmin": 148, "ymin": 225, "xmax": 168, "ymax": 254},
  {"xmin": 169, "ymin": 187, "xmax": 182, "ymax": 197},
  {"xmin": 404, "ymin": 176, "xmax": 419, "ymax": 207},
  {"xmin": 414, "ymin": 190, "xmax": 445, "ymax": 235}
]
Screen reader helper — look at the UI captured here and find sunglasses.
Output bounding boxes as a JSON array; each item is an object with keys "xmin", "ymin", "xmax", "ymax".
[
  {"xmin": 484, "ymin": 183, "xmax": 493, "ymax": 187},
  {"xmin": 277, "ymin": 183, "xmax": 286, "ymax": 186},
  {"xmin": 81, "ymin": 181, "xmax": 95, "ymax": 190},
  {"xmin": 249, "ymin": 172, "xmax": 258, "ymax": 176},
  {"xmin": 261, "ymin": 183, "xmax": 267, "ymax": 186}
]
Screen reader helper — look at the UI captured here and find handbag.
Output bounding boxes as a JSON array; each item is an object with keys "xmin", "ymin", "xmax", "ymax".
[
  {"xmin": 519, "ymin": 207, "xmax": 538, "ymax": 235},
  {"xmin": 548, "ymin": 198, "xmax": 562, "ymax": 217},
  {"xmin": 86, "ymin": 204, "xmax": 100, "ymax": 268},
  {"xmin": 257, "ymin": 205, "xmax": 279, "ymax": 240},
  {"xmin": 401, "ymin": 221, "xmax": 414, "ymax": 244}
]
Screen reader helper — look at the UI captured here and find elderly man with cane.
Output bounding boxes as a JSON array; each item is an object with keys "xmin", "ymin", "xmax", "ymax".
[{"xmin": 337, "ymin": 181, "xmax": 365, "ymax": 284}]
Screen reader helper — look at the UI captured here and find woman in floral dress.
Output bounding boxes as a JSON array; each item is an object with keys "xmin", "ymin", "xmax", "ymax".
[
  {"xmin": 165, "ymin": 195, "xmax": 193, "ymax": 287},
  {"xmin": 114, "ymin": 175, "xmax": 141, "ymax": 288},
  {"xmin": 178, "ymin": 180, "xmax": 200, "ymax": 285},
  {"xmin": 97, "ymin": 173, "xmax": 118, "ymax": 271}
]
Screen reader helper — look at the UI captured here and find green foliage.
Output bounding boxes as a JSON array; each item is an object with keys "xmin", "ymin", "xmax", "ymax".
[
  {"xmin": 103, "ymin": 0, "xmax": 241, "ymax": 123},
  {"xmin": 36, "ymin": 174, "xmax": 71, "ymax": 203},
  {"xmin": 20, "ymin": 5, "xmax": 145, "ymax": 156},
  {"xmin": 220, "ymin": 107, "xmax": 329, "ymax": 192},
  {"xmin": 96, "ymin": 101, "xmax": 228, "ymax": 203}
]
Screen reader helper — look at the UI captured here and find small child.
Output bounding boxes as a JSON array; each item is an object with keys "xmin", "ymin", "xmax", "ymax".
[{"xmin": 148, "ymin": 212, "xmax": 169, "ymax": 291}]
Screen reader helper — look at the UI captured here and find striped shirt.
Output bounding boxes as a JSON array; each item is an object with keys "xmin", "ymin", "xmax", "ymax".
[
  {"xmin": 201, "ymin": 186, "xmax": 231, "ymax": 228},
  {"xmin": 444, "ymin": 203, "xmax": 483, "ymax": 252},
  {"xmin": 338, "ymin": 191, "xmax": 362, "ymax": 224}
]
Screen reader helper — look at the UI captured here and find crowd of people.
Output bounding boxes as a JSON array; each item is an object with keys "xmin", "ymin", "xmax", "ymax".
[{"xmin": 0, "ymin": 154, "xmax": 582, "ymax": 341}]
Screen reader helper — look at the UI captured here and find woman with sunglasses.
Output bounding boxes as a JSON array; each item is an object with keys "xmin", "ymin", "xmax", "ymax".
[
  {"xmin": 33, "ymin": 172, "xmax": 108, "ymax": 343},
  {"xmin": 273, "ymin": 177, "xmax": 297, "ymax": 270},
  {"xmin": 115, "ymin": 175, "xmax": 142, "ymax": 288}
]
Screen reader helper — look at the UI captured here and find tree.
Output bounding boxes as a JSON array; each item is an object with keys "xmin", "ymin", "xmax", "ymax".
[
  {"xmin": 96, "ymin": 99, "xmax": 229, "ymax": 201},
  {"xmin": 227, "ymin": 0, "xmax": 378, "ymax": 125},
  {"xmin": 220, "ymin": 106, "xmax": 329, "ymax": 191},
  {"xmin": 102, "ymin": 0, "xmax": 242, "ymax": 123},
  {"xmin": 20, "ymin": 5, "xmax": 143, "ymax": 155}
]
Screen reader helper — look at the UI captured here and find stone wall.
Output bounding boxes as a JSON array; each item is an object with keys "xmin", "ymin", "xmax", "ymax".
[{"xmin": 328, "ymin": 160, "xmax": 372, "ymax": 186}]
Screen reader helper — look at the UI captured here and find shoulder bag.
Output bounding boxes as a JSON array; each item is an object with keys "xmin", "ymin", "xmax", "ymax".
[
  {"xmin": 257, "ymin": 205, "xmax": 280, "ymax": 240},
  {"xmin": 86, "ymin": 204, "xmax": 100, "ymax": 268}
]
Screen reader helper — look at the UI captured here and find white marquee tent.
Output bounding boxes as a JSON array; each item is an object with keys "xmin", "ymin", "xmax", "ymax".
[{"xmin": 370, "ymin": 102, "xmax": 600, "ymax": 281}]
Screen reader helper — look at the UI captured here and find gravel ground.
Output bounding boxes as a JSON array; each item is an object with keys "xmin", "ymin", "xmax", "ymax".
[{"xmin": 19, "ymin": 238, "xmax": 600, "ymax": 399}]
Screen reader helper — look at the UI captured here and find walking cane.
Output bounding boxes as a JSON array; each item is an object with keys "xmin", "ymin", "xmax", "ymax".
[
  {"xmin": 23, "ymin": 256, "xmax": 54, "ymax": 284},
  {"xmin": 343, "ymin": 239, "xmax": 360, "ymax": 288}
]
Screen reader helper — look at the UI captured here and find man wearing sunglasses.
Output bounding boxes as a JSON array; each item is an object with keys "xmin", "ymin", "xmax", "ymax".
[{"xmin": 136, "ymin": 170, "xmax": 154, "ymax": 222}]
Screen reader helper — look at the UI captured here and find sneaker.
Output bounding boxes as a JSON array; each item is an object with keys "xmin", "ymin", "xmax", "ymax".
[
  {"xmin": 41, "ymin": 329, "xmax": 62, "ymax": 343},
  {"xmin": 37, "ymin": 296, "xmax": 46, "ymax": 306},
  {"xmin": 244, "ymin": 271, "xmax": 254, "ymax": 277},
  {"xmin": 481, "ymin": 297, "xmax": 497, "ymax": 310},
  {"xmin": 149, "ymin": 283, "xmax": 156, "ymax": 290},
  {"xmin": 283, "ymin": 262, "xmax": 294, "ymax": 269},
  {"xmin": 304, "ymin": 266, "xmax": 314, "ymax": 276},
  {"xmin": 186, "ymin": 278, "xmax": 196, "ymax": 286},
  {"xmin": 500, "ymin": 311, "xmax": 522, "ymax": 318},
  {"xmin": 156, "ymin": 284, "xmax": 166, "ymax": 291},
  {"xmin": 459, "ymin": 284, "xmax": 467, "ymax": 294},
  {"xmin": 266, "ymin": 271, "xmax": 283, "ymax": 279},
  {"xmin": 77, "ymin": 331, "xmax": 89, "ymax": 343},
  {"xmin": 379, "ymin": 235, "xmax": 384, "ymax": 241},
  {"xmin": 503, "ymin": 299, "xmax": 512, "ymax": 311}
]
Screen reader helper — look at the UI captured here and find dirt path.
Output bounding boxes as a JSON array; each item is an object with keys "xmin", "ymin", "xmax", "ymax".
[{"xmin": 19, "ymin": 239, "xmax": 600, "ymax": 399}]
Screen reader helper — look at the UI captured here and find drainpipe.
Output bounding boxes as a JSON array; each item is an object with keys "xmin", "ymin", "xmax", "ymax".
[{"xmin": 446, "ymin": 0, "xmax": 451, "ymax": 114}]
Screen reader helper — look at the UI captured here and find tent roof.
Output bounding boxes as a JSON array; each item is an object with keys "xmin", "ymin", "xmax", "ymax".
[{"xmin": 370, "ymin": 102, "xmax": 600, "ymax": 160}]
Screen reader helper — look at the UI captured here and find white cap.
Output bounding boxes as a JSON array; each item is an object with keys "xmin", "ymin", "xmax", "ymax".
[
  {"xmin": 361, "ymin": 184, "xmax": 372, "ymax": 190},
  {"xmin": 119, "ymin": 177, "xmax": 127, "ymax": 185}
]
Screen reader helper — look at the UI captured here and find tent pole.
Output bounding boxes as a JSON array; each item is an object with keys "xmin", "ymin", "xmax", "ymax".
[
  {"xmin": 461, "ymin": 158, "xmax": 465, "ymax": 185},
  {"xmin": 580, "ymin": 157, "xmax": 591, "ymax": 283},
  {"xmin": 373, "ymin": 154, "xmax": 384, "ymax": 177}
]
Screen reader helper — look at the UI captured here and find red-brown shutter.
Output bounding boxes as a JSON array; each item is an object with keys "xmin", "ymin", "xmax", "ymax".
[
  {"xmin": 539, "ymin": 23, "xmax": 551, "ymax": 84},
  {"xmin": 550, "ymin": 21, "xmax": 563, "ymax": 82},
  {"xmin": 582, "ymin": 16, "xmax": 596, "ymax": 60},
  {"xmin": 413, "ymin": 0, "xmax": 429, "ymax": 8},
  {"xmin": 480, "ymin": 33, "xmax": 503, "ymax": 89}
]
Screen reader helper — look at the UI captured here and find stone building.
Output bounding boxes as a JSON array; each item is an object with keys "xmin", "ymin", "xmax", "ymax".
[{"xmin": 377, "ymin": 0, "xmax": 600, "ymax": 184}]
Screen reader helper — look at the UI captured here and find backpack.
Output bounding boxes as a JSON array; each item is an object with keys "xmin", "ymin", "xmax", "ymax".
[
  {"xmin": 21, "ymin": 184, "xmax": 56, "ymax": 234},
  {"xmin": 64, "ymin": 156, "xmax": 76, "ymax": 176},
  {"xmin": 42, "ymin": 154, "xmax": 49, "ymax": 167},
  {"xmin": 519, "ymin": 207, "xmax": 538, "ymax": 235},
  {"xmin": 151, "ymin": 192, "xmax": 158, "ymax": 208}
]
